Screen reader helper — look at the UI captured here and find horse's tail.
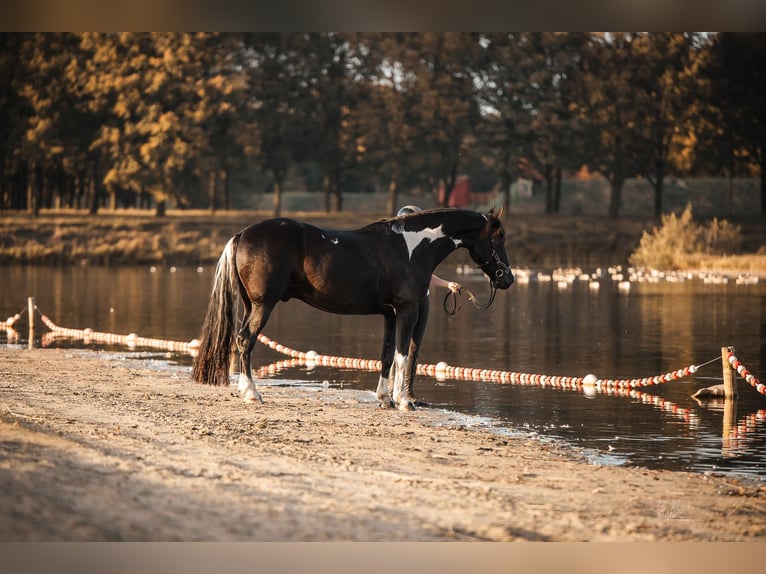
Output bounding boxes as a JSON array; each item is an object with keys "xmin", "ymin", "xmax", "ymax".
[{"xmin": 191, "ymin": 234, "xmax": 241, "ymax": 386}]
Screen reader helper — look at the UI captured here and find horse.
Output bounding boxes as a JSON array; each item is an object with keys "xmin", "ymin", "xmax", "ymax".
[{"xmin": 191, "ymin": 207, "xmax": 514, "ymax": 410}]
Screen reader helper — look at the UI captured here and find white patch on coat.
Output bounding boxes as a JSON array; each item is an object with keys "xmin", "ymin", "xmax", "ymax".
[
  {"xmin": 393, "ymin": 224, "xmax": 461, "ymax": 260},
  {"xmin": 321, "ymin": 233, "xmax": 340, "ymax": 245}
]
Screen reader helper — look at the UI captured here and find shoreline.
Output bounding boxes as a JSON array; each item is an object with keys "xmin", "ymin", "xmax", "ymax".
[{"xmin": 1, "ymin": 347, "xmax": 764, "ymax": 541}]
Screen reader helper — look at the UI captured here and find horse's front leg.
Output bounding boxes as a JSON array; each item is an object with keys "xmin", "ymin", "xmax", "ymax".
[
  {"xmin": 392, "ymin": 307, "xmax": 419, "ymax": 411},
  {"xmin": 376, "ymin": 311, "xmax": 396, "ymax": 408},
  {"xmin": 405, "ymin": 295, "xmax": 430, "ymax": 407}
]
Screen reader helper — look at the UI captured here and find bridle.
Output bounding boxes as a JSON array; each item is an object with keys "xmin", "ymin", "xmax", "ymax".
[
  {"xmin": 443, "ymin": 236, "xmax": 508, "ymax": 316},
  {"xmin": 479, "ymin": 248, "xmax": 512, "ymax": 280}
]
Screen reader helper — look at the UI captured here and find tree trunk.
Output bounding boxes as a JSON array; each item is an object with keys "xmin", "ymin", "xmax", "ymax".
[
  {"xmin": 499, "ymin": 150, "xmax": 512, "ymax": 215},
  {"xmin": 322, "ymin": 175, "xmax": 331, "ymax": 213},
  {"xmin": 88, "ymin": 162, "xmax": 100, "ymax": 215},
  {"xmin": 553, "ymin": 167, "xmax": 562, "ymax": 213},
  {"xmin": 222, "ymin": 169, "xmax": 230, "ymax": 211},
  {"xmin": 543, "ymin": 164, "xmax": 554, "ymax": 214},
  {"xmin": 332, "ymin": 164, "xmax": 342, "ymax": 212},
  {"xmin": 760, "ymin": 150, "xmax": 765, "ymax": 217},
  {"xmin": 653, "ymin": 179, "xmax": 664, "ymax": 217},
  {"xmin": 272, "ymin": 178, "xmax": 283, "ymax": 217},
  {"xmin": 608, "ymin": 177, "xmax": 624, "ymax": 218},
  {"xmin": 332, "ymin": 186, "xmax": 342, "ymax": 212},
  {"xmin": 386, "ymin": 178, "xmax": 398, "ymax": 216},
  {"xmin": 27, "ymin": 164, "xmax": 38, "ymax": 217},
  {"xmin": 208, "ymin": 170, "xmax": 217, "ymax": 213}
]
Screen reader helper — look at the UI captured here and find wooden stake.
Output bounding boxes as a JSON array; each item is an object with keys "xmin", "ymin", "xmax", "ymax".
[
  {"xmin": 722, "ymin": 396, "xmax": 737, "ymax": 458},
  {"xmin": 27, "ymin": 296, "xmax": 35, "ymax": 349},
  {"xmin": 721, "ymin": 346, "xmax": 737, "ymax": 400}
]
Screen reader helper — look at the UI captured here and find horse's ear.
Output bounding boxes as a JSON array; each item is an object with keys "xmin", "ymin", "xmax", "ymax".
[
  {"xmin": 493, "ymin": 205, "xmax": 505, "ymax": 219},
  {"xmin": 479, "ymin": 212, "xmax": 491, "ymax": 238}
]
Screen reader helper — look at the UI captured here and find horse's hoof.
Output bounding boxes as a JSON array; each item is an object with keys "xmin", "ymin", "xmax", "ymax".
[
  {"xmin": 244, "ymin": 390, "xmax": 264, "ymax": 404},
  {"xmin": 397, "ymin": 400, "xmax": 416, "ymax": 411},
  {"xmin": 414, "ymin": 399, "xmax": 430, "ymax": 408},
  {"xmin": 378, "ymin": 399, "xmax": 395, "ymax": 409}
]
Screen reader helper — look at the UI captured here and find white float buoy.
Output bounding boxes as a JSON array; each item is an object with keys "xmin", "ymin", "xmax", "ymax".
[
  {"xmin": 582, "ymin": 373, "xmax": 599, "ymax": 386},
  {"xmin": 582, "ymin": 374, "xmax": 599, "ymax": 397}
]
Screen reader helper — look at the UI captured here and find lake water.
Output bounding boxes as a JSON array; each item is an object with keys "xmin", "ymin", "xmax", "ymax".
[{"xmin": 2, "ymin": 264, "xmax": 766, "ymax": 481}]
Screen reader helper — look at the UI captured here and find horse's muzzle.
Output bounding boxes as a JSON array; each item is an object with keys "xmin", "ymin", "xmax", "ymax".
[{"xmin": 493, "ymin": 268, "xmax": 514, "ymax": 289}]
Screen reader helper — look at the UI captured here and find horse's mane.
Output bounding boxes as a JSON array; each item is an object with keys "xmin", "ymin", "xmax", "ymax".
[{"xmin": 361, "ymin": 208, "xmax": 489, "ymax": 232}]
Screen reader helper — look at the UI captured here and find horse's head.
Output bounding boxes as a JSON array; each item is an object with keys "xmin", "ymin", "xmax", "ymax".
[{"xmin": 468, "ymin": 206, "xmax": 514, "ymax": 290}]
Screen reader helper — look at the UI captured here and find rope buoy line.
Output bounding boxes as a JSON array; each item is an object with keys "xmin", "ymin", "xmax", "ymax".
[
  {"xmin": 256, "ymin": 332, "xmax": 705, "ymax": 392},
  {"xmin": 12, "ymin": 305, "xmax": 765, "ymax": 398},
  {"xmin": 726, "ymin": 351, "xmax": 766, "ymax": 395},
  {"xmin": 35, "ymin": 310, "xmax": 200, "ymax": 355}
]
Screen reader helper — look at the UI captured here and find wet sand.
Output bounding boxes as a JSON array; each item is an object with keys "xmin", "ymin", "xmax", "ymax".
[{"xmin": 1, "ymin": 347, "xmax": 764, "ymax": 541}]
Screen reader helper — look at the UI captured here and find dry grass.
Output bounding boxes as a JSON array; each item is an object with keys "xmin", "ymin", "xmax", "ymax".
[
  {"xmin": 628, "ymin": 204, "xmax": 766, "ymax": 273},
  {"xmin": 1, "ymin": 207, "xmax": 764, "ymax": 270}
]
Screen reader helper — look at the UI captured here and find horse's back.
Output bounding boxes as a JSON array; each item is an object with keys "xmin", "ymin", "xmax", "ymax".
[{"xmin": 233, "ymin": 217, "xmax": 405, "ymax": 314}]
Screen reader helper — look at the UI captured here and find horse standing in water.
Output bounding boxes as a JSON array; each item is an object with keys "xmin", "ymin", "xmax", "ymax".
[{"xmin": 191, "ymin": 207, "xmax": 514, "ymax": 410}]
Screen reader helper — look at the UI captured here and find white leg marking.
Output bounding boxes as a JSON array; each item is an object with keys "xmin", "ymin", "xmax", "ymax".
[
  {"xmin": 238, "ymin": 372, "xmax": 250, "ymax": 394},
  {"xmin": 239, "ymin": 372, "xmax": 263, "ymax": 404},
  {"xmin": 393, "ymin": 352, "xmax": 413, "ymax": 410},
  {"xmin": 376, "ymin": 375, "xmax": 390, "ymax": 401}
]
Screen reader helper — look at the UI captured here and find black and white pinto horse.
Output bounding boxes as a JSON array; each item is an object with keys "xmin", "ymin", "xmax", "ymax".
[{"xmin": 191, "ymin": 207, "xmax": 514, "ymax": 410}]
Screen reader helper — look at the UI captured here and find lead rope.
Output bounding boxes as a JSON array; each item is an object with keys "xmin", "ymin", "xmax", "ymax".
[{"xmin": 443, "ymin": 278, "xmax": 496, "ymax": 316}]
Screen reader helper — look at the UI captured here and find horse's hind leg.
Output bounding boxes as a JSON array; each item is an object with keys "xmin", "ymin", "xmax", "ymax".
[{"xmin": 236, "ymin": 299, "xmax": 274, "ymax": 404}]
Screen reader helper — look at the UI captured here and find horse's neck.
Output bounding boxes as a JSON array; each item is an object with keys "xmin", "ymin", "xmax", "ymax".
[
  {"xmin": 429, "ymin": 234, "xmax": 464, "ymax": 267},
  {"xmin": 384, "ymin": 210, "xmax": 482, "ymax": 268}
]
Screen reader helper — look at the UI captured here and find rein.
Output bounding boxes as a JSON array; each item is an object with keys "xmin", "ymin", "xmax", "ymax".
[{"xmin": 443, "ymin": 277, "xmax": 497, "ymax": 316}]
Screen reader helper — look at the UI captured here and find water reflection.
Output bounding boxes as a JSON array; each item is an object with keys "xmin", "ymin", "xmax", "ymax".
[{"xmin": 2, "ymin": 264, "xmax": 766, "ymax": 479}]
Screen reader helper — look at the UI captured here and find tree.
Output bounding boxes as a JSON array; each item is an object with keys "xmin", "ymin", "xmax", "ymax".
[
  {"xmin": 243, "ymin": 33, "xmax": 309, "ymax": 216},
  {"xmin": 518, "ymin": 33, "xmax": 588, "ymax": 214},
  {"xmin": 474, "ymin": 33, "xmax": 530, "ymax": 214},
  {"xmin": 571, "ymin": 33, "xmax": 643, "ymax": 218},
  {"xmin": 702, "ymin": 33, "xmax": 766, "ymax": 216},
  {"xmin": 351, "ymin": 33, "xmax": 420, "ymax": 214},
  {"xmin": 75, "ymin": 33, "xmax": 245, "ymax": 215},
  {"xmin": 0, "ymin": 33, "xmax": 32, "ymax": 210},
  {"xmin": 631, "ymin": 33, "xmax": 701, "ymax": 216},
  {"xmin": 475, "ymin": 33, "xmax": 587, "ymax": 214},
  {"xmin": 15, "ymin": 33, "xmax": 99, "ymax": 214},
  {"xmin": 406, "ymin": 33, "xmax": 482, "ymax": 206},
  {"xmin": 299, "ymin": 33, "xmax": 357, "ymax": 212}
]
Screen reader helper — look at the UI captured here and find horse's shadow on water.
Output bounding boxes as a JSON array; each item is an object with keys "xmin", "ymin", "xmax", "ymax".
[{"xmin": 192, "ymin": 207, "xmax": 514, "ymax": 411}]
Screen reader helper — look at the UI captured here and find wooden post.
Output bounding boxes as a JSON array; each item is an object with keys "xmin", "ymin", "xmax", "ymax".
[
  {"xmin": 27, "ymin": 296, "xmax": 35, "ymax": 349},
  {"xmin": 722, "ymin": 397, "xmax": 738, "ymax": 458},
  {"xmin": 721, "ymin": 346, "xmax": 737, "ymax": 400}
]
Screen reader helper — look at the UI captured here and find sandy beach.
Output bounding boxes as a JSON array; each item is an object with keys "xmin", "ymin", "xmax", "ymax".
[{"xmin": 1, "ymin": 346, "xmax": 764, "ymax": 541}]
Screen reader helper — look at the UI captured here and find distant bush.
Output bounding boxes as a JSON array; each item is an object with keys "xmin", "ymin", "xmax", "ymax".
[
  {"xmin": 701, "ymin": 217, "xmax": 743, "ymax": 254},
  {"xmin": 629, "ymin": 204, "xmax": 743, "ymax": 270}
]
